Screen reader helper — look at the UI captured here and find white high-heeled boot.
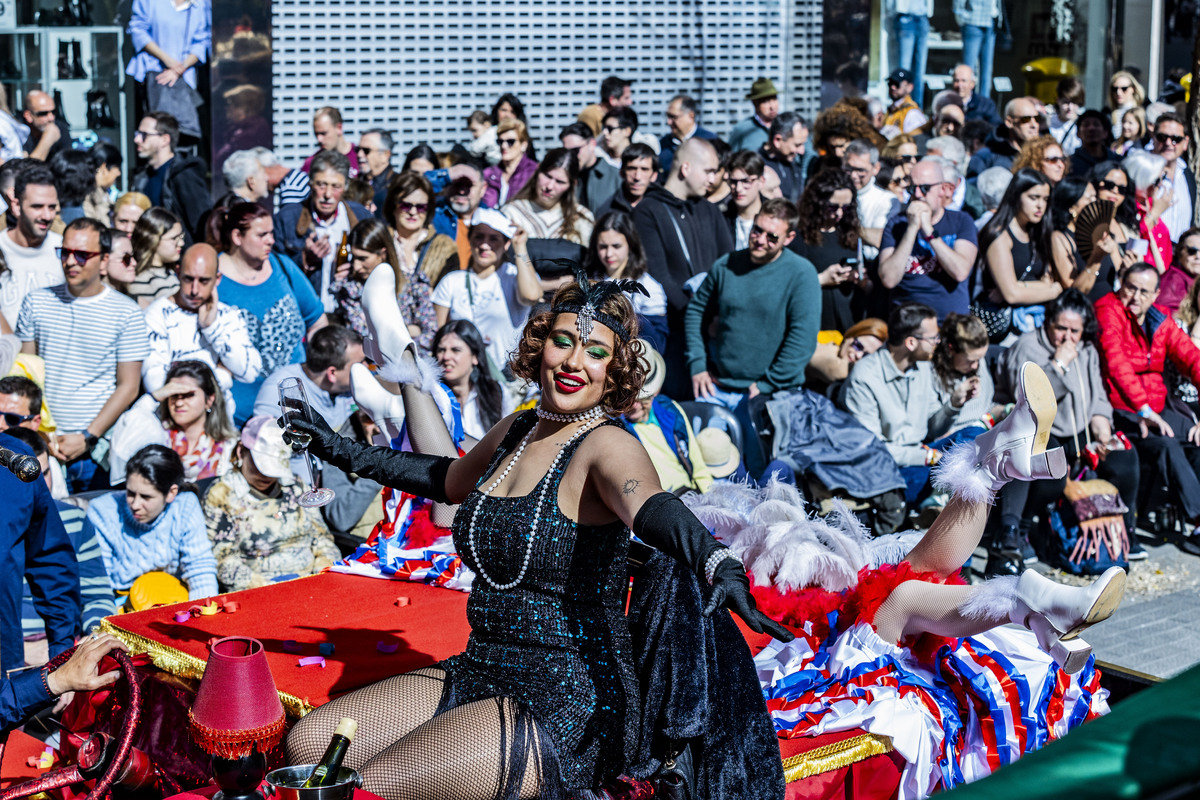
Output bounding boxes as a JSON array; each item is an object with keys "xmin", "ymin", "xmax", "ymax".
[
  {"xmin": 935, "ymin": 361, "xmax": 1069, "ymax": 504},
  {"xmin": 350, "ymin": 363, "xmax": 405, "ymax": 446},
  {"xmin": 360, "ymin": 263, "xmax": 441, "ymax": 395},
  {"xmin": 1015, "ymin": 566, "xmax": 1127, "ymax": 641}
]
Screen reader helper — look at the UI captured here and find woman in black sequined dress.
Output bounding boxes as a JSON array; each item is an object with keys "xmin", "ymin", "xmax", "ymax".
[{"xmin": 283, "ymin": 272, "xmax": 789, "ymax": 800}]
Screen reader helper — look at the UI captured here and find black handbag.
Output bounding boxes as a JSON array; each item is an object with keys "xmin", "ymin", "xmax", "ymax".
[
  {"xmin": 652, "ymin": 741, "xmax": 696, "ymax": 800},
  {"xmin": 970, "ymin": 298, "xmax": 1013, "ymax": 342}
]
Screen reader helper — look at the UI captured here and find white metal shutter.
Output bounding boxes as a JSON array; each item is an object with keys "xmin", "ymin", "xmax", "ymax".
[{"xmin": 271, "ymin": 0, "xmax": 822, "ymax": 165}]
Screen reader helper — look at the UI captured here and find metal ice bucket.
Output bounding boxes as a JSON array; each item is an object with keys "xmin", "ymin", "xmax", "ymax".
[{"xmin": 263, "ymin": 765, "xmax": 362, "ymax": 800}]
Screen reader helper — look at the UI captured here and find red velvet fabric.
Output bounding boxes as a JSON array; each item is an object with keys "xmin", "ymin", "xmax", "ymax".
[{"xmin": 108, "ymin": 573, "xmax": 471, "ymax": 708}]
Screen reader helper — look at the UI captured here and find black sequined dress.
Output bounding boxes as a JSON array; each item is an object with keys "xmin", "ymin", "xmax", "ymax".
[{"xmin": 438, "ymin": 411, "xmax": 638, "ymax": 790}]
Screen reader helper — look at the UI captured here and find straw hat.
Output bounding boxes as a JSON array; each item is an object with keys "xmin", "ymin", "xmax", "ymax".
[
  {"xmin": 696, "ymin": 427, "xmax": 740, "ymax": 478},
  {"xmin": 637, "ymin": 341, "xmax": 666, "ymax": 400}
]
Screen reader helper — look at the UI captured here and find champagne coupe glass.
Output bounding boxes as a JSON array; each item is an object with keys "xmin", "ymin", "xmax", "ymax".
[{"xmin": 278, "ymin": 377, "xmax": 335, "ymax": 508}]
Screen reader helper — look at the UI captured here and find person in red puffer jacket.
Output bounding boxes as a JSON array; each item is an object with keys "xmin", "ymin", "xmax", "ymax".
[{"xmin": 1095, "ymin": 261, "xmax": 1200, "ymax": 553}]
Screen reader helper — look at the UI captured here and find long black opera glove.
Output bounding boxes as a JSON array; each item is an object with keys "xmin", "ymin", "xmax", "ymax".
[
  {"xmin": 278, "ymin": 408, "xmax": 453, "ymax": 504},
  {"xmin": 632, "ymin": 492, "xmax": 794, "ymax": 643}
]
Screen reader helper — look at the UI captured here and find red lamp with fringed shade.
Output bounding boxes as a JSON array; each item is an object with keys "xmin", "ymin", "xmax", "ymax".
[{"xmin": 189, "ymin": 637, "xmax": 286, "ymax": 800}]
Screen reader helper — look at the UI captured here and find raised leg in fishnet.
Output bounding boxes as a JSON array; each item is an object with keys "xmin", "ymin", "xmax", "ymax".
[
  {"xmin": 356, "ymin": 696, "xmax": 553, "ymax": 800},
  {"xmin": 286, "ymin": 668, "xmax": 448, "ymax": 771}
]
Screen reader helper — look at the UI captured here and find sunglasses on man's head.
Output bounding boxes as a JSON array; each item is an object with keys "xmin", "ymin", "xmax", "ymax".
[
  {"xmin": 1155, "ymin": 132, "xmax": 1186, "ymax": 146},
  {"xmin": 1, "ymin": 411, "xmax": 35, "ymax": 426},
  {"xmin": 57, "ymin": 247, "xmax": 101, "ymax": 266}
]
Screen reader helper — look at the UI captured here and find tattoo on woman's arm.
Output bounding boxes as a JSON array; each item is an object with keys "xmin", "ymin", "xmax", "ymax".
[{"xmin": 622, "ymin": 478, "xmax": 640, "ymax": 496}]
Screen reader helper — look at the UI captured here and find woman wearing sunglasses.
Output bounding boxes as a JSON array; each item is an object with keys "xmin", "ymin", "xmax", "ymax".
[
  {"xmin": 1107, "ymin": 71, "xmax": 1146, "ymax": 140},
  {"xmin": 804, "ymin": 316, "xmax": 887, "ymax": 398},
  {"xmin": 483, "ymin": 119, "xmax": 538, "ymax": 208},
  {"xmin": 792, "ymin": 168, "xmax": 865, "ymax": 332},
  {"xmin": 876, "ymin": 156, "xmax": 911, "ymax": 202},
  {"xmin": 382, "ymin": 172, "xmax": 452, "ymax": 349},
  {"xmin": 1157, "ymin": 226, "xmax": 1200, "ymax": 315},
  {"xmin": 881, "ymin": 134, "xmax": 920, "ymax": 178},
  {"xmin": 104, "ymin": 230, "xmax": 138, "ymax": 297},
  {"xmin": 1012, "ymin": 136, "xmax": 1069, "ymax": 185},
  {"xmin": 1048, "ymin": 176, "xmax": 1120, "ymax": 303}
]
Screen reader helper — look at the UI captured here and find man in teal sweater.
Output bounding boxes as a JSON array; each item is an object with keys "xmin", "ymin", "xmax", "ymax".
[{"xmin": 685, "ymin": 197, "xmax": 821, "ymax": 476}]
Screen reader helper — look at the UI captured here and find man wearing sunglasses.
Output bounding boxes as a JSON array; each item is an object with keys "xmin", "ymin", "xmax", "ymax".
[
  {"xmin": 686, "ymin": 198, "xmax": 818, "ymax": 477},
  {"xmin": 129, "ymin": 112, "xmax": 211, "ymax": 246},
  {"xmin": 21, "ymin": 90, "xmax": 70, "ymax": 163},
  {"xmin": 356, "ymin": 129, "xmax": 395, "ymax": 216},
  {"xmin": 16, "ymin": 217, "xmax": 149, "ymax": 492},
  {"xmin": 879, "ymin": 158, "xmax": 978, "ymax": 320},
  {"xmin": 1150, "ymin": 112, "xmax": 1195, "ymax": 242},
  {"xmin": 966, "ymin": 97, "xmax": 1041, "ymax": 178},
  {"xmin": 0, "ymin": 164, "xmax": 63, "ymax": 330}
]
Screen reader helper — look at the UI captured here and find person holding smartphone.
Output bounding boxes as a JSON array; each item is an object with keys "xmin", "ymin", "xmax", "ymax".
[{"xmin": 790, "ymin": 169, "xmax": 866, "ymax": 331}]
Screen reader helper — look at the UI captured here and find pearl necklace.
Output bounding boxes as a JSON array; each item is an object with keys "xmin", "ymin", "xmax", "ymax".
[
  {"xmin": 535, "ymin": 404, "xmax": 604, "ymax": 423},
  {"xmin": 467, "ymin": 417, "xmax": 603, "ymax": 590}
]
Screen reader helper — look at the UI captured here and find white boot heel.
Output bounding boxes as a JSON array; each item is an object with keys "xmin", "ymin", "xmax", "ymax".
[
  {"xmin": 361, "ymin": 263, "xmax": 415, "ymax": 370},
  {"xmin": 350, "ymin": 363, "xmax": 406, "ymax": 445},
  {"xmin": 1026, "ymin": 612, "xmax": 1093, "ymax": 674},
  {"xmin": 1016, "ymin": 566, "xmax": 1127, "ymax": 641}
]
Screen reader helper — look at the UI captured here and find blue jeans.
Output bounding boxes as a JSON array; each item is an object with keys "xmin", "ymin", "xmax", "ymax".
[
  {"xmin": 65, "ymin": 456, "xmax": 110, "ymax": 494},
  {"xmin": 895, "ymin": 13, "xmax": 931, "ymax": 103},
  {"xmin": 696, "ymin": 386, "xmax": 765, "ymax": 478},
  {"xmin": 961, "ymin": 24, "xmax": 997, "ymax": 98},
  {"xmin": 898, "ymin": 426, "xmax": 986, "ymax": 508}
]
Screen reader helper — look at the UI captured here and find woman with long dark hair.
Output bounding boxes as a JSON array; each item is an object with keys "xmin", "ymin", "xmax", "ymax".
[
  {"xmin": 432, "ymin": 319, "xmax": 510, "ymax": 439},
  {"xmin": 1048, "ymin": 176, "xmax": 1120, "ymax": 302},
  {"xmin": 86, "ymin": 444, "xmax": 217, "ymax": 600},
  {"xmin": 111, "ymin": 360, "xmax": 238, "ymax": 484},
  {"xmin": 504, "ymin": 147, "xmax": 595, "ymax": 296},
  {"xmin": 128, "ymin": 206, "xmax": 185, "ymax": 307},
  {"xmin": 401, "ymin": 144, "xmax": 438, "ymax": 175},
  {"xmin": 791, "ymin": 168, "xmax": 865, "ymax": 331},
  {"xmin": 585, "ymin": 210, "xmax": 667, "ymax": 350},
  {"xmin": 973, "ymin": 168, "xmax": 1062, "ymax": 342}
]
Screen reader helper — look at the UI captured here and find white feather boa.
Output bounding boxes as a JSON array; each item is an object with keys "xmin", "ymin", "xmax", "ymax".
[{"xmin": 683, "ymin": 478, "xmax": 923, "ymax": 594}]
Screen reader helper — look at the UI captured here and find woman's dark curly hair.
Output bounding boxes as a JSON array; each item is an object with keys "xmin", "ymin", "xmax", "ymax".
[
  {"xmin": 510, "ymin": 283, "xmax": 647, "ymax": 415},
  {"xmin": 797, "ymin": 168, "xmax": 860, "ymax": 249}
]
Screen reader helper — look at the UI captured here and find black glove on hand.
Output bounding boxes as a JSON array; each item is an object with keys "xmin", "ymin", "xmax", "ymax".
[
  {"xmin": 632, "ymin": 492, "xmax": 794, "ymax": 643},
  {"xmin": 277, "ymin": 407, "xmax": 454, "ymax": 504}
]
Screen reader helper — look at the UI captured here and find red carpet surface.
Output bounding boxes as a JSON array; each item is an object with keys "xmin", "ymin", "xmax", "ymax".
[
  {"xmin": 101, "ymin": 572, "xmax": 900, "ymax": 796},
  {"xmin": 102, "ymin": 573, "xmax": 470, "ymax": 713}
]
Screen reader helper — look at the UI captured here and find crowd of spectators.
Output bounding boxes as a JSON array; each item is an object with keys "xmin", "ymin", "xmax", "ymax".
[{"xmin": 6, "ymin": 62, "xmax": 1200, "ymax": 672}]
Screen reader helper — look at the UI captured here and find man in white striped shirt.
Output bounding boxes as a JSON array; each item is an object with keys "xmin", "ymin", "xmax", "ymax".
[
  {"xmin": 17, "ymin": 218, "xmax": 149, "ymax": 492},
  {"xmin": 143, "ymin": 243, "xmax": 262, "ymax": 417}
]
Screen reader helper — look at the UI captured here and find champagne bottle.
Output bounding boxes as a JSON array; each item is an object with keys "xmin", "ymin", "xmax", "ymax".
[
  {"xmin": 302, "ymin": 717, "xmax": 357, "ymax": 787},
  {"xmin": 336, "ymin": 232, "xmax": 350, "ymax": 267}
]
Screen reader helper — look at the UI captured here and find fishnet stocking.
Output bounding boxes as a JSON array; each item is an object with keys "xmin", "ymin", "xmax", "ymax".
[
  {"xmin": 903, "ymin": 495, "xmax": 990, "ymax": 577},
  {"xmin": 396, "ymin": 350, "xmax": 461, "ymax": 527},
  {"xmin": 286, "ymin": 668, "xmax": 448, "ymax": 771},
  {"xmin": 873, "ymin": 582, "xmax": 1012, "ymax": 644},
  {"xmin": 359, "ymin": 696, "xmax": 549, "ymax": 800}
]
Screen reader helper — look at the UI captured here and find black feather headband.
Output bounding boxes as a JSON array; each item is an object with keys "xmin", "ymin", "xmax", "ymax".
[{"xmin": 545, "ymin": 262, "xmax": 649, "ymax": 341}]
